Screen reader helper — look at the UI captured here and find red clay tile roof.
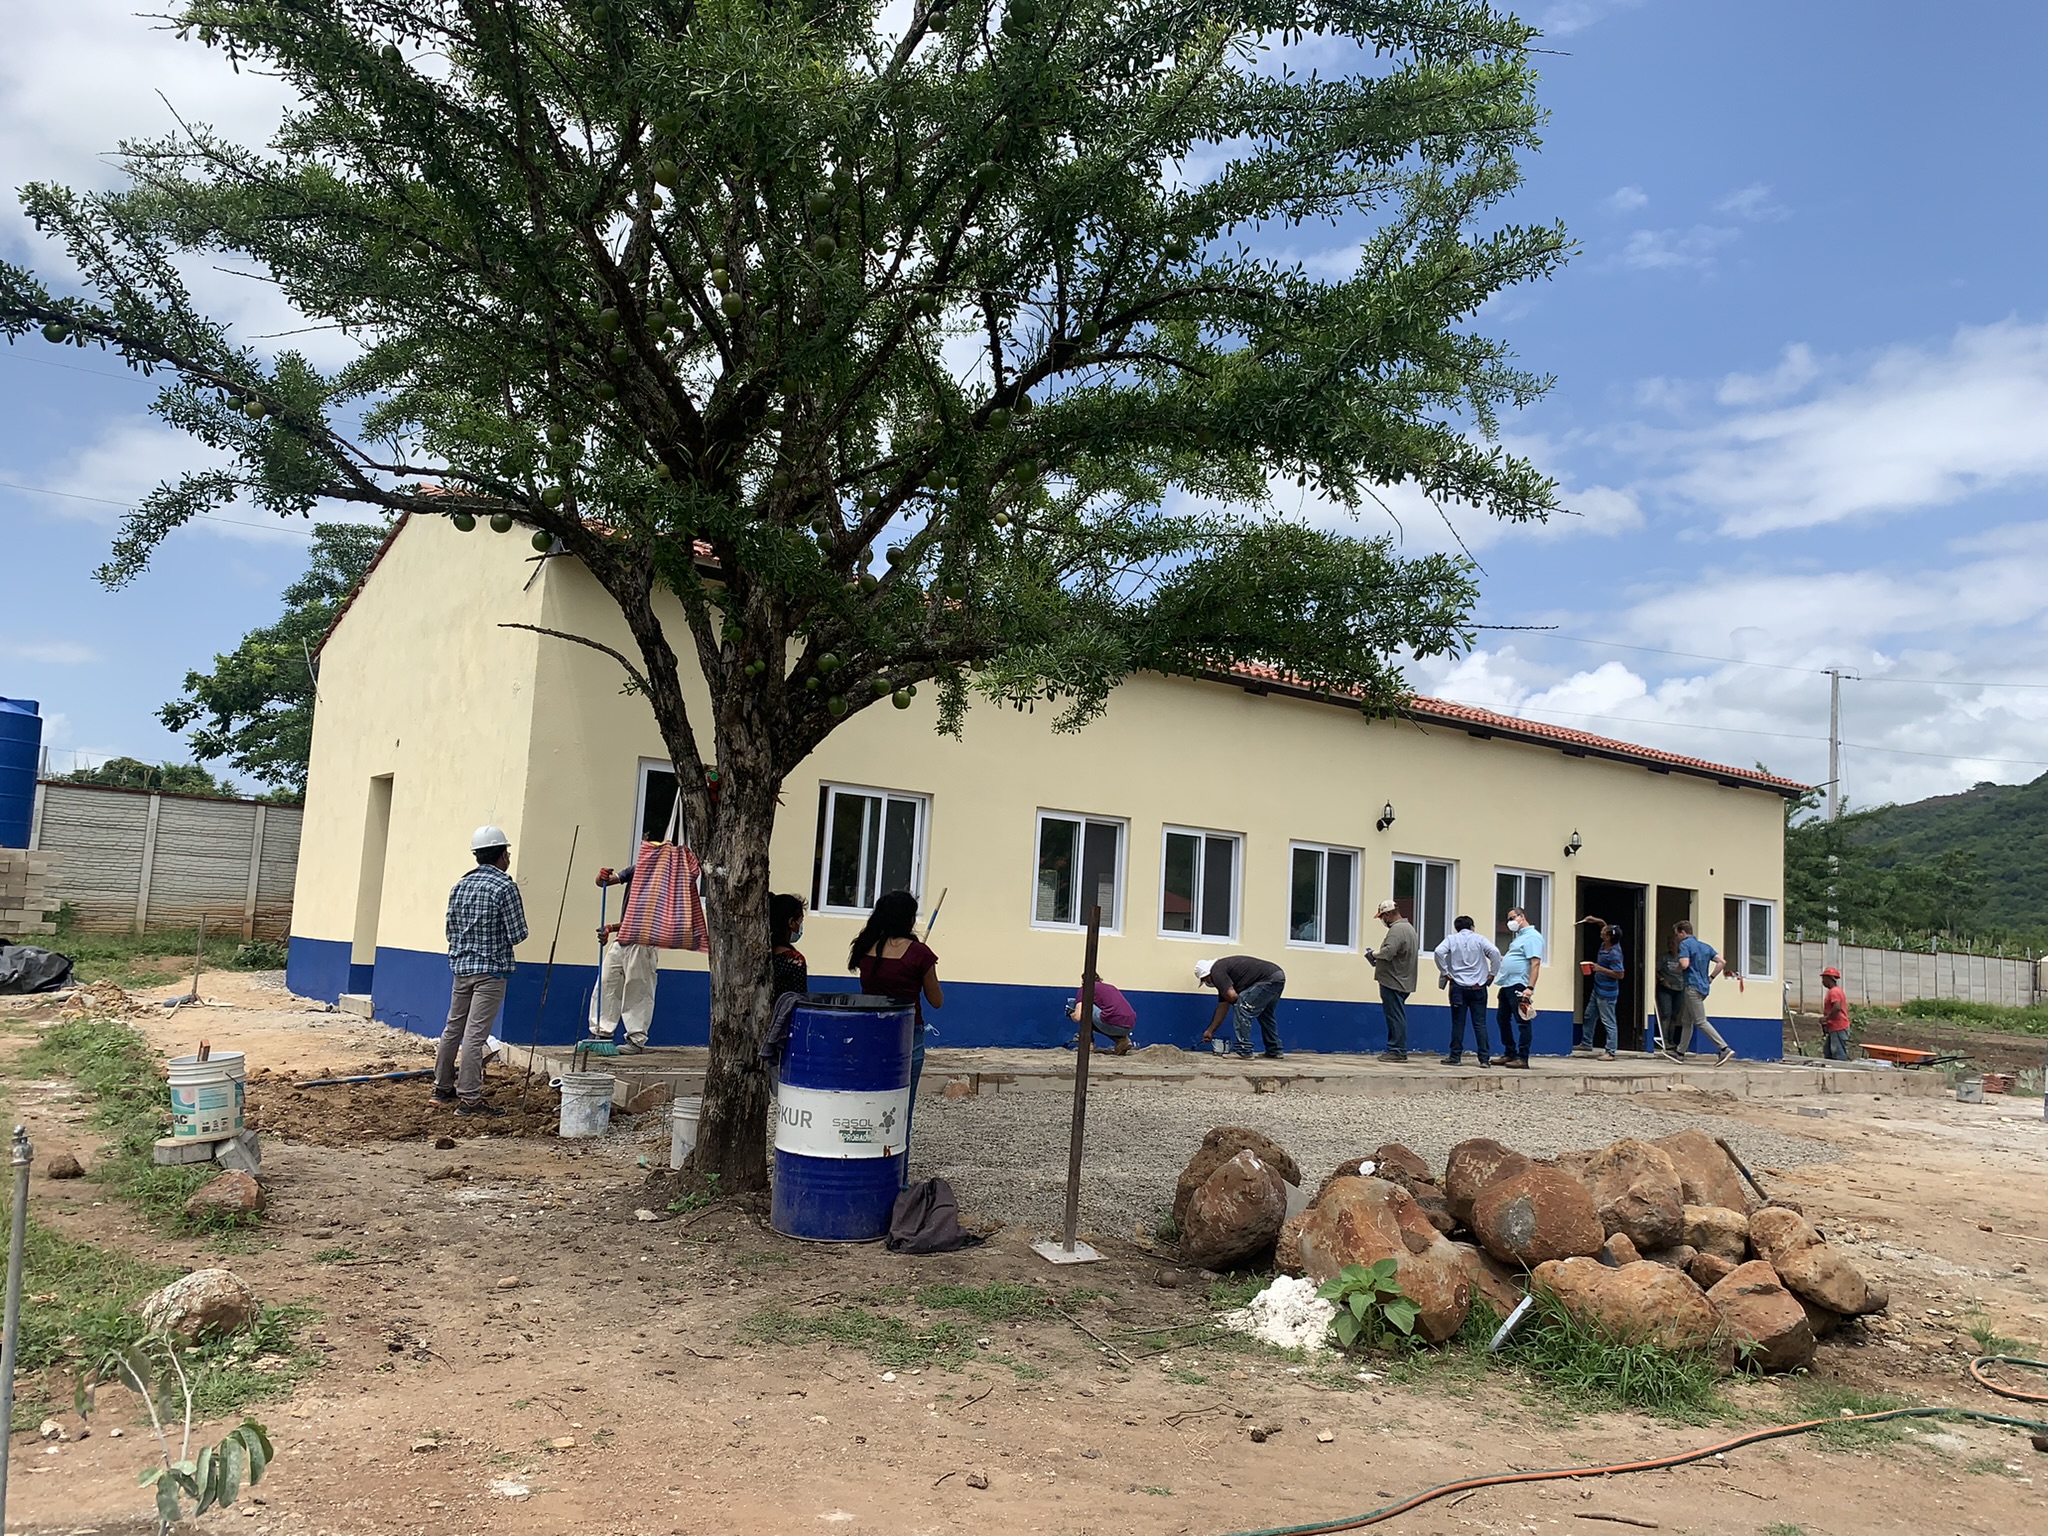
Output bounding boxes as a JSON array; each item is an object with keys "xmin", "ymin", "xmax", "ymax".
[{"xmin": 1222, "ymin": 660, "xmax": 1809, "ymax": 797}]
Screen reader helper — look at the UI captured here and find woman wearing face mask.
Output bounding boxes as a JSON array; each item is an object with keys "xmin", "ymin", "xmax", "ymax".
[{"xmin": 769, "ymin": 893, "xmax": 808, "ymax": 1003}]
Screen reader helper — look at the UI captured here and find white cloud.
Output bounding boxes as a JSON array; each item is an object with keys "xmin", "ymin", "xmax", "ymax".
[
  {"xmin": 1655, "ymin": 319, "xmax": 2048, "ymax": 535},
  {"xmin": 1715, "ymin": 183, "xmax": 1788, "ymax": 222},
  {"xmin": 1411, "ymin": 519, "xmax": 2048, "ymax": 804},
  {"xmin": 1604, "ymin": 185, "xmax": 1649, "ymax": 213},
  {"xmin": 0, "ymin": 637, "xmax": 97, "ymax": 665},
  {"xmin": 1534, "ymin": 0, "xmax": 1647, "ymax": 37},
  {"xmin": 1615, "ymin": 225, "xmax": 1739, "ymax": 272},
  {"xmin": 1714, "ymin": 342, "xmax": 1820, "ymax": 406}
]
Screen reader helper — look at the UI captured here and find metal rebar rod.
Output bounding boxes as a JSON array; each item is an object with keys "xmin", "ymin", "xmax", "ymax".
[
  {"xmin": 1059, "ymin": 904, "xmax": 1103, "ymax": 1252},
  {"xmin": 0, "ymin": 1123, "xmax": 37, "ymax": 1528}
]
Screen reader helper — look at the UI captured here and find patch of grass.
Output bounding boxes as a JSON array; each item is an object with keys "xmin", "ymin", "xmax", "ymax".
[
  {"xmin": 1503, "ymin": 1291, "xmax": 1728, "ymax": 1422},
  {"xmin": 1761, "ymin": 1525, "xmax": 1808, "ymax": 1536},
  {"xmin": 1860, "ymin": 998, "xmax": 2048, "ymax": 1038},
  {"xmin": 9, "ymin": 1215, "xmax": 316, "ymax": 1428},
  {"xmin": 1139, "ymin": 1486, "xmax": 1173, "ymax": 1497},
  {"xmin": 312, "ymin": 1246, "xmax": 359, "ymax": 1263},
  {"xmin": 740, "ymin": 1302, "xmax": 975, "ymax": 1370},
  {"xmin": 1151, "ymin": 1208, "xmax": 1179, "ymax": 1244},
  {"xmin": 1206, "ymin": 1273, "xmax": 1265, "ymax": 1310},
  {"xmin": 48, "ymin": 928, "xmax": 247, "ymax": 988},
  {"xmin": 1964, "ymin": 1455, "xmax": 2018, "ymax": 1477},
  {"xmin": 14, "ymin": 1017, "xmax": 259, "ymax": 1236},
  {"xmin": 1964, "ymin": 1316, "xmax": 2029, "ymax": 1356},
  {"xmin": 1165, "ymin": 1366, "xmax": 1210, "ymax": 1385},
  {"xmin": 1380, "ymin": 1300, "xmax": 1499, "ymax": 1396},
  {"xmin": 916, "ymin": 1281, "xmax": 1045, "ymax": 1322},
  {"xmin": 1786, "ymin": 1382, "xmax": 1911, "ymax": 1448}
]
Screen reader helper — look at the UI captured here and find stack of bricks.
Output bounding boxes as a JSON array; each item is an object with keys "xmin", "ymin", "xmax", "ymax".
[{"xmin": 0, "ymin": 848, "xmax": 60, "ymax": 938}]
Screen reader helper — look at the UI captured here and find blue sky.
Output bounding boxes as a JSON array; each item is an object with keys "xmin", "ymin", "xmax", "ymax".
[{"xmin": 3, "ymin": 0, "xmax": 2045, "ymax": 805}]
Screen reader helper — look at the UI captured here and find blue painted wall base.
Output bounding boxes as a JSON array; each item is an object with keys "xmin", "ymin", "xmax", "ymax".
[{"xmin": 287, "ymin": 934, "xmax": 1784, "ymax": 1059}]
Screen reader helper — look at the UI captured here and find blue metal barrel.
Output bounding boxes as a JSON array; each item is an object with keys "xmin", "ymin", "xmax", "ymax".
[
  {"xmin": 0, "ymin": 699, "xmax": 41, "ymax": 850},
  {"xmin": 770, "ymin": 994, "xmax": 915, "ymax": 1242}
]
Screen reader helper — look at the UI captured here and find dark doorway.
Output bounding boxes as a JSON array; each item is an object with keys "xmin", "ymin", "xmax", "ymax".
[
  {"xmin": 1574, "ymin": 877, "xmax": 1648, "ymax": 1052},
  {"xmin": 1653, "ymin": 886, "xmax": 1696, "ymax": 1048}
]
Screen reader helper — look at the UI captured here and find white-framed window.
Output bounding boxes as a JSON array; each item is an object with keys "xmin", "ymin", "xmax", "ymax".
[
  {"xmin": 1494, "ymin": 867, "xmax": 1551, "ymax": 952},
  {"xmin": 813, "ymin": 783, "xmax": 929, "ymax": 914},
  {"xmin": 1160, "ymin": 826, "xmax": 1240, "ymax": 939},
  {"xmin": 1391, "ymin": 855, "xmax": 1456, "ymax": 950},
  {"xmin": 634, "ymin": 759, "xmax": 682, "ymax": 846},
  {"xmin": 1289, "ymin": 842, "xmax": 1359, "ymax": 948},
  {"xmin": 1723, "ymin": 896, "xmax": 1777, "ymax": 980},
  {"xmin": 1034, "ymin": 811, "xmax": 1126, "ymax": 930}
]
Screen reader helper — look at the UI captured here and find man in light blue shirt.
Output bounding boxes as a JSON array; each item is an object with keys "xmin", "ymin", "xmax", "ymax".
[
  {"xmin": 1671, "ymin": 920, "xmax": 1735, "ymax": 1064},
  {"xmin": 1431, "ymin": 916, "xmax": 1499, "ymax": 1065},
  {"xmin": 1494, "ymin": 908, "xmax": 1544, "ymax": 1067}
]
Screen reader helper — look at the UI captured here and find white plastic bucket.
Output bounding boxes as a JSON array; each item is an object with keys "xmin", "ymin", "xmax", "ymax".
[
  {"xmin": 669, "ymin": 1095, "xmax": 703, "ymax": 1169},
  {"xmin": 556, "ymin": 1071, "xmax": 615, "ymax": 1138},
  {"xmin": 168, "ymin": 1052, "xmax": 246, "ymax": 1139},
  {"xmin": 1956, "ymin": 1076, "xmax": 1985, "ymax": 1104}
]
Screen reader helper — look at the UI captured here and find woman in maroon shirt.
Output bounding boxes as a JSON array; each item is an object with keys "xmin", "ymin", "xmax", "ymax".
[{"xmin": 850, "ymin": 890, "xmax": 942, "ymax": 1187}]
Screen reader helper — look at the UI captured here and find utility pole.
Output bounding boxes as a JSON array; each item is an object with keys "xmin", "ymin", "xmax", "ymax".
[{"xmin": 1823, "ymin": 668, "xmax": 1845, "ymax": 821}]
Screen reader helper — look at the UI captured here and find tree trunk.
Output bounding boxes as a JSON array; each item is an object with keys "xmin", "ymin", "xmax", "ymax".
[{"xmin": 689, "ymin": 728, "xmax": 780, "ymax": 1193}]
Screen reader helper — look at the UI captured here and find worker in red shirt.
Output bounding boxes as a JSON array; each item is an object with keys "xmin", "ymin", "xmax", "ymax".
[{"xmin": 1820, "ymin": 965, "xmax": 1852, "ymax": 1061}]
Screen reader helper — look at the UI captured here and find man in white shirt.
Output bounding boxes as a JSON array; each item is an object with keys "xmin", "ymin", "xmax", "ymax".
[{"xmin": 1431, "ymin": 915, "xmax": 1500, "ymax": 1066}]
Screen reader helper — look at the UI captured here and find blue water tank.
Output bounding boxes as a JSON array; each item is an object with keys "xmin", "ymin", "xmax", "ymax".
[
  {"xmin": 0, "ymin": 698, "xmax": 41, "ymax": 850},
  {"xmin": 770, "ymin": 995, "xmax": 915, "ymax": 1242}
]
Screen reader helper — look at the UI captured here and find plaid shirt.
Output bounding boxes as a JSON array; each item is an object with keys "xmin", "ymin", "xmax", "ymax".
[{"xmin": 445, "ymin": 865, "xmax": 529, "ymax": 976}]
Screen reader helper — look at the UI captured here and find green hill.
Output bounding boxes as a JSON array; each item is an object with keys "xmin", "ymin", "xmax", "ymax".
[{"xmin": 1833, "ymin": 772, "xmax": 2048, "ymax": 939}]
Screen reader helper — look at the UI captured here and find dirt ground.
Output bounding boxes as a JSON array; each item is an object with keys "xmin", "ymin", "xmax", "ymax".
[{"xmin": 5, "ymin": 972, "xmax": 2048, "ymax": 1536}]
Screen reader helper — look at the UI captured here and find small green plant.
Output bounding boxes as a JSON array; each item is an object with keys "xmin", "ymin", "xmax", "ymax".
[
  {"xmin": 1963, "ymin": 1316, "xmax": 2027, "ymax": 1356},
  {"xmin": 1151, "ymin": 1208, "xmax": 1179, "ymax": 1244},
  {"xmin": 665, "ymin": 1170, "xmax": 723, "ymax": 1215},
  {"xmin": 1761, "ymin": 1524, "xmax": 1807, "ymax": 1536},
  {"xmin": 916, "ymin": 1281, "xmax": 1044, "ymax": 1322},
  {"xmin": 1964, "ymin": 1455, "xmax": 2018, "ymax": 1477},
  {"xmin": 1786, "ymin": 1382, "xmax": 1909, "ymax": 1448},
  {"xmin": 231, "ymin": 940, "xmax": 289, "ymax": 970},
  {"xmin": 77, "ymin": 1336, "xmax": 275, "ymax": 1532},
  {"xmin": 1207, "ymin": 1273, "xmax": 1265, "ymax": 1310},
  {"xmin": 312, "ymin": 1246, "xmax": 358, "ymax": 1263},
  {"xmin": 1318, "ymin": 1260, "xmax": 1420, "ymax": 1348},
  {"xmin": 1504, "ymin": 1290, "xmax": 1727, "ymax": 1420}
]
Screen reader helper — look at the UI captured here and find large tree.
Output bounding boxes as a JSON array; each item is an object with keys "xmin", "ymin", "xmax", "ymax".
[
  {"xmin": 3, "ymin": 0, "xmax": 1565, "ymax": 1189},
  {"xmin": 160, "ymin": 520, "xmax": 390, "ymax": 797}
]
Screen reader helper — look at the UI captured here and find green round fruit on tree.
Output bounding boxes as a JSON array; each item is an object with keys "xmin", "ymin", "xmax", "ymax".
[
  {"xmin": 381, "ymin": 44, "xmax": 402, "ymax": 64},
  {"xmin": 1014, "ymin": 395, "xmax": 1033, "ymax": 415},
  {"xmin": 243, "ymin": 400, "xmax": 267, "ymax": 419},
  {"xmin": 818, "ymin": 652, "xmax": 840, "ymax": 672},
  {"xmin": 987, "ymin": 407, "xmax": 1012, "ymax": 430},
  {"xmin": 489, "ymin": 512, "xmax": 514, "ymax": 533},
  {"xmin": 710, "ymin": 267, "xmax": 729, "ymax": 289},
  {"xmin": 597, "ymin": 307, "xmax": 621, "ymax": 332},
  {"xmin": 813, "ymin": 234, "xmax": 838, "ymax": 259},
  {"xmin": 721, "ymin": 292, "xmax": 745, "ymax": 317},
  {"xmin": 885, "ymin": 545, "xmax": 904, "ymax": 563},
  {"xmin": 451, "ymin": 512, "xmax": 477, "ymax": 532},
  {"xmin": 945, "ymin": 581, "xmax": 966, "ymax": 600},
  {"xmin": 808, "ymin": 190, "xmax": 834, "ymax": 216},
  {"xmin": 609, "ymin": 343, "xmax": 629, "ymax": 364},
  {"xmin": 654, "ymin": 464, "xmax": 673, "ymax": 482},
  {"xmin": 541, "ymin": 485, "xmax": 565, "ymax": 507},
  {"xmin": 652, "ymin": 160, "xmax": 679, "ymax": 188},
  {"xmin": 41, "ymin": 322, "xmax": 66, "ymax": 343},
  {"xmin": 831, "ymin": 164, "xmax": 852, "ymax": 190},
  {"xmin": 531, "ymin": 530, "xmax": 553, "ymax": 552},
  {"xmin": 592, "ymin": 4, "xmax": 610, "ymax": 24},
  {"xmin": 893, "ymin": 689, "xmax": 913, "ymax": 709},
  {"xmin": 993, "ymin": 511, "xmax": 1012, "ymax": 528},
  {"xmin": 1077, "ymin": 321, "xmax": 1100, "ymax": 345},
  {"xmin": 594, "ymin": 381, "xmax": 617, "ymax": 401},
  {"xmin": 827, "ymin": 695, "xmax": 847, "ymax": 716},
  {"xmin": 973, "ymin": 161, "xmax": 1001, "ymax": 186},
  {"xmin": 805, "ymin": 676, "xmax": 820, "ymax": 691}
]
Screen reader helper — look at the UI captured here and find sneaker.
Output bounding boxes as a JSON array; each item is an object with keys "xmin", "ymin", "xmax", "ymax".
[
  {"xmin": 1440, "ymin": 1054, "xmax": 1464, "ymax": 1066},
  {"xmin": 1571, "ymin": 1044, "xmax": 1596, "ymax": 1056},
  {"xmin": 1715, "ymin": 1048, "xmax": 1736, "ymax": 1066},
  {"xmin": 1476, "ymin": 1057, "xmax": 1492, "ymax": 1068},
  {"xmin": 1235, "ymin": 1048, "xmax": 1257, "ymax": 1060},
  {"xmin": 1262, "ymin": 1051, "xmax": 1286, "ymax": 1061},
  {"xmin": 1603, "ymin": 1050, "xmax": 1618, "ymax": 1060},
  {"xmin": 1375, "ymin": 1050, "xmax": 1408, "ymax": 1063},
  {"xmin": 431, "ymin": 1088, "xmax": 456, "ymax": 1104},
  {"xmin": 455, "ymin": 1100, "xmax": 506, "ymax": 1118},
  {"xmin": 1662, "ymin": 1049, "xmax": 1686, "ymax": 1062}
]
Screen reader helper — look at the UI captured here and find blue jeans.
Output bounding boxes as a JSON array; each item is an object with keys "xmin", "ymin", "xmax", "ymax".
[
  {"xmin": 1497, "ymin": 984, "xmax": 1530, "ymax": 1062},
  {"xmin": 1447, "ymin": 984, "xmax": 1491, "ymax": 1060},
  {"xmin": 1823, "ymin": 1029, "xmax": 1850, "ymax": 1061},
  {"xmin": 1380, "ymin": 988, "xmax": 1409, "ymax": 1052},
  {"xmin": 1588, "ymin": 992, "xmax": 1617, "ymax": 1053},
  {"xmin": 1233, "ymin": 979, "xmax": 1285, "ymax": 1055}
]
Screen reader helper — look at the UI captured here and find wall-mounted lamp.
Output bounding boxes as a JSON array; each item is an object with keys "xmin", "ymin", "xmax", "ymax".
[
  {"xmin": 1564, "ymin": 830, "xmax": 1583, "ymax": 858},
  {"xmin": 1376, "ymin": 801, "xmax": 1397, "ymax": 833}
]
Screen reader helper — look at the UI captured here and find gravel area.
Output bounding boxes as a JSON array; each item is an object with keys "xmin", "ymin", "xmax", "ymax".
[{"xmin": 911, "ymin": 1084, "xmax": 1839, "ymax": 1240}]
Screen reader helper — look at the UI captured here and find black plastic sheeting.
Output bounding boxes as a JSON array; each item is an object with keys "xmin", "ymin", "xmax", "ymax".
[{"xmin": 0, "ymin": 944, "xmax": 73, "ymax": 995}]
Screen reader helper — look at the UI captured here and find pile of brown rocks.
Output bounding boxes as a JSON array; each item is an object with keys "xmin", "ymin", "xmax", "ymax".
[{"xmin": 1174, "ymin": 1125, "xmax": 1887, "ymax": 1371}]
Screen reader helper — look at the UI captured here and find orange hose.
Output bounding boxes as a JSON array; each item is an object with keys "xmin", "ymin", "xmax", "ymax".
[{"xmin": 1970, "ymin": 1354, "xmax": 2048, "ymax": 1405}]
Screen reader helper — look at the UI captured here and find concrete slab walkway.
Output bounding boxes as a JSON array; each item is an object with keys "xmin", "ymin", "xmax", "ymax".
[{"xmin": 514, "ymin": 1039, "xmax": 1948, "ymax": 1105}]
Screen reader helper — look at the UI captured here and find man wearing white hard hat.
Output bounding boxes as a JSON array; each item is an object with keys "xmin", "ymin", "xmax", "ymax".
[
  {"xmin": 435, "ymin": 826, "xmax": 530, "ymax": 1115},
  {"xmin": 1195, "ymin": 954, "xmax": 1286, "ymax": 1060}
]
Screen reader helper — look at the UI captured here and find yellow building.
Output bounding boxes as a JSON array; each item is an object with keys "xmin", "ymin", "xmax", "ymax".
[{"xmin": 288, "ymin": 514, "xmax": 1802, "ymax": 1058}]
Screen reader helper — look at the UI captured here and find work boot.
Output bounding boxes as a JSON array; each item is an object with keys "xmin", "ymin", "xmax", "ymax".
[
  {"xmin": 456, "ymin": 1100, "xmax": 506, "ymax": 1118},
  {"xmin": 1375, "ymin": 1050, "xmax": 1408, "ymax": 1063},
  {"xmin": 1112, "ymin": 1037, "xmax": 1133, "ymax": 1056},
  {"xmin": 1440, "ymin": 1054, "xmax": 1463, "ymax": 1065}
]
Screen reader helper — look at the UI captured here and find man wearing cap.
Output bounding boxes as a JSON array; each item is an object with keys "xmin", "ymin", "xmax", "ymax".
[
  {"xmin": 1820, "ymin": 965, "xmax": 1851, "ymax": 1060},
  {"xmin": 436, "ymin": 826, "xmax": 529, "ymax": 1116},
  {"xmin": 1196, "ymin": 955, "xmax": 1286, "ymax": 1060},
  {"xmin": 1364, "ymin": 899, "xmax": 1419, "ymax": 1062}
]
